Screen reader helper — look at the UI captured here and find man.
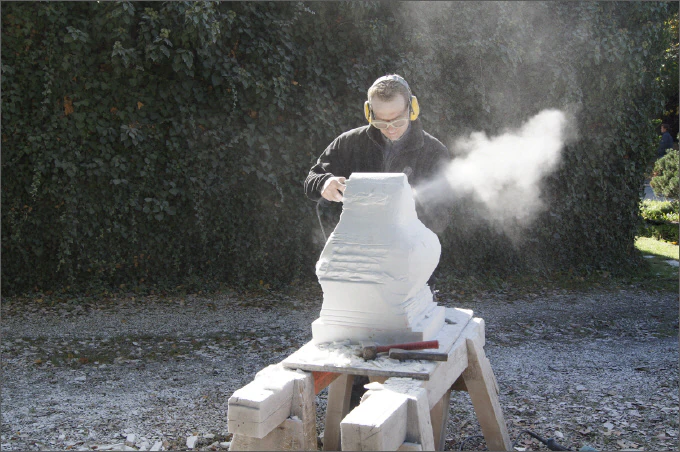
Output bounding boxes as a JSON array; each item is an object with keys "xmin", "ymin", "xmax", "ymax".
[
  {"xmin": 304, "ymin": 74, "xmax": 452, "ymax": 234},
  {"xmin": 304, "ymin": 75, "xmax": 452, "ymax": 407},
  {"xmin": 657, "ymin": 123, "xmax": 674, "ymax": 159}
]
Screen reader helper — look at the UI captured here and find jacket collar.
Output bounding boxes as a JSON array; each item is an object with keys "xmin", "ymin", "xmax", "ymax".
[{"xmin": 367, "ymin": 118, "xmax": 425, "ymax": 151}]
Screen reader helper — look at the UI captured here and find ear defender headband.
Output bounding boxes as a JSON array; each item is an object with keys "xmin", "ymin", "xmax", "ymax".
[{"xmin": 364, "ymin": 74, "xmax": 420, "ymax": 124}]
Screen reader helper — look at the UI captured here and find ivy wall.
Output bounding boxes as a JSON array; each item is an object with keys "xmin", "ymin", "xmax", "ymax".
[{"xmin": 2, "ymin": 1, "xmax": 676, "ymax": 294}]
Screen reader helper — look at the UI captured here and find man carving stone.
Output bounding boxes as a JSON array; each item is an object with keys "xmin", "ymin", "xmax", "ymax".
[{"xmin": 304, "ymin": 74, "xmax": 452, "ymax": 235}]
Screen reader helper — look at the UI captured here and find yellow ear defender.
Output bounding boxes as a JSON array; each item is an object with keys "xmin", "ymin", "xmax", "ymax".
[{"xmin": 364, "ymin": 75, "xmax": 420, "ymax": 124}]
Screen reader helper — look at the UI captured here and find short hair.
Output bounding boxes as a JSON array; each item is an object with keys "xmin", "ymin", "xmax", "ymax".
[
  {"xmin": 367, "ymin": 74, "xmax": 411, "ymax": 106},
  {"xmin": 661, "ymin": 123, "xmax": 670, "ymax": 131}
]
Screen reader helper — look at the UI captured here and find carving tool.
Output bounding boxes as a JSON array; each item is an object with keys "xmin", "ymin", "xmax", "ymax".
[
  {"xmin": 359, "ymin": 340, "xmax": 439, "ymax": 360},
  {"xmin": 388, "ymin": 348, "xmax": 448, "ymax": 361}
]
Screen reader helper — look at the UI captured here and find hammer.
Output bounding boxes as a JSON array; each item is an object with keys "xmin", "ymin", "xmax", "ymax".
[{"xmin": 359, "ymin": 340, "xmax": 439, "ymax": 360}]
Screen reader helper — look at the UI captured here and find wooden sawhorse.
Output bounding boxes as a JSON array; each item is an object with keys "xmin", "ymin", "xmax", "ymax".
[{"xmin": 227, "ymin": 308, "xmax": 511, "ymax": 451}]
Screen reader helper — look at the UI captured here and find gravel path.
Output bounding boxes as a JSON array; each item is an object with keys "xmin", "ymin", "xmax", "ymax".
[{"xmin": 1, "ymin": 285, "xmax": 678, "ymax": 451}]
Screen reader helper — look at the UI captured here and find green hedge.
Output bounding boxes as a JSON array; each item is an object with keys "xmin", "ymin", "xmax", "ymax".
[
  {"xmin": 651, "ymin": 149, "xmax": 679, "ymax": 200},
  {"xmin": 638, "ymin": 200, "xmax": 679, "ymax": 243},
  {"xmin": 2, "ymin": 2, "xmax": 676, "ymax": 294}
]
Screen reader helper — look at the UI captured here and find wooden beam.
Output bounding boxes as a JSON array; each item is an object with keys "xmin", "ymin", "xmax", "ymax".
[
  {"xmin": 461, "ymin": 318, "xmax": 512, "ymax": 452},
  {"xmin": 422, "ymin": 339, "xmax": 467, "ymax": 409},
  {"xmin": 405, "ymin": 385, "xmax": 436, "ymax": 451},
  {"xmin": 397, "ymin": 442, "xmax": 423, "ymax": 451},
  {"xmin": 314, "ymin": 371, "xmax": 341, "ymax": 394},
  {"xmin": 340, "ymin": 389, "xmax": 409, "ymax": 451},
  {"xmin": 231, "ymin": 418, "xmax": 304, "ymax": 451},
  {"xmin": 451, "ymin": 375, "xmax": 467, "ymax": 392},
  {"xmin": 281, "ymin": 308, "xmax": 473, "ymax": 382},
  {"xmin": 291, "ymin": 371, "xmax": 317, "ymax": 451},
  {"xmin": 228, "ymin": 365, "xmax": 311, "ymax": 442},
  {"xmin": 429, "ymin": 388, "xmax": 452, "ymax": 451},
  {"xmin": 340, "ymin": 378, "xmax": 435, "ymax": 451},
  {"xmin": 323, "ymin": 373, "xmax": 354, "ymax": 451}
]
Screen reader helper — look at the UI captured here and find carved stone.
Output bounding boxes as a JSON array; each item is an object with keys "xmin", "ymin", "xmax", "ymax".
[{"xmin": 312, "ymin": 173, "xmax": 445, "ymax": 345}]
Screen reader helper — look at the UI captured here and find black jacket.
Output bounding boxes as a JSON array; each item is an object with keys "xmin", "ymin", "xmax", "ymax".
[
  {"xmin": 657, "ymin": 131, "xmax": 673, "ymax": 158},
  {"xmin": 304, "ymin": 119, "xmax": 452, "ymax": 233}
]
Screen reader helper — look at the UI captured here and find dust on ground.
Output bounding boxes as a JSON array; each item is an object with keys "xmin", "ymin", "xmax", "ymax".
[{"xmin": 1, "ymin": 284, "xmax": 678, "ymax": 451}]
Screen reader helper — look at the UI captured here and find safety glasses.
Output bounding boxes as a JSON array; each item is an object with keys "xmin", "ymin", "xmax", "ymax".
[{"xmin": 371, "ymin": 117, "xmax": 409, "ymax": 130}]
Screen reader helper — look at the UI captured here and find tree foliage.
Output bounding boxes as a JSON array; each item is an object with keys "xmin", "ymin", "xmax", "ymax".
[
  {"xmin": 2, "ymin": 1, "xmax": 676, "ymax": 294},
  {"xmin": 651, "ymin": 149, "xmax": 680, "ymax": 200},
  {"xmin": 377, "ymin": 2, "xmax": 675, "ymax": 276}
]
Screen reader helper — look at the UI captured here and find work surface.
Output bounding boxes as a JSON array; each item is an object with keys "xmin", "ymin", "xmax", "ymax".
[
  {"xmin": 1, "ymin": 287, "xmax": 677, "ymax": 451},
  {"xmin": 282, "ymin": 308, "xmax": 473, "ymax": 380}
]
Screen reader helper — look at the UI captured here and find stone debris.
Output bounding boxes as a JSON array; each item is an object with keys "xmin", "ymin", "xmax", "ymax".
[
  {"xmin": 98, "ymin": 444, "xmax": 136, "ymax": 451},
  {"xmin": 186, "ymin": 435, "xmax": 199, "ymax": 449},
  {"xmin": 2, "ymin": 287, "xmax": 677, "ymax": 452}
]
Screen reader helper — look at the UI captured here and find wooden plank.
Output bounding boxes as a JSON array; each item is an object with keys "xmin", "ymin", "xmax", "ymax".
[
  {"xmin": 227, "ymin": 403, "xmax": 293, "ymax": 440},
  {"xmin": 461, "ymin": 318, "xmax": 512, "ymax": 452},
  {"xmin": 323, "ymin": 374, "xmax": 354, "ymax": 451},
  {"xmin": 227, "ymin": 364, "xmax": 305, "ymax": 439},
  {"xmin": 397, "ymin": 442, "xmax": 423, "ymax": 451},
  {"xmin": 405, "ymin": 385, "xmax": 436, "ymax": 451},
  {"xmin": 368, "ymin": 376, "xmax": 388, "ymax": 384},
  {"xmin": 423, "ymin": 338, "xmax": 468, "ymax": 409},
  {"xmin": 227, "ymin": 378, "xmax": 294, "ymax": 416},
  {"xmin": 451, "ymin": 375, "xmax": 467, "ymax": 392},
  {"xmin": 341, "ymin": 378, "xmax": 435, "ymax": 451},
  {"xmin": 291, "ymin": 371, "xmax": 317, "ymax": 451},
  {"xmin": 231, "ymin": 418, "xmax": 305, "ymax": 451},
  {"xmin": 282, "ymin": 308, "xmax": 472, "ymax": 381},
  {"xmin": 442, "ymin": 308, "xmax": 473, "ymax": 349},
  {"xmin": 314, "ymin": 371, "xmax": 341, "ymax": 394},
  {"xmin": 282, "ymin": 339, "xmax": 435, "ymax": 379},
  {"xmin": 429, "ymin": 388, "xmax": 452, "ymax": 451},
  {"xmin": 340, "ymin": 390, "xmax": 409, "ymax": 451},
  {"xmin": 287, "ymin": 362, "xmax": 432, "ymax": 380}
]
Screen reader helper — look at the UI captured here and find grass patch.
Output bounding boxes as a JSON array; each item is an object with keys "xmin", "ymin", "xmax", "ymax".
[
  {"xmin": 437, "ymin": 237, "xmax": 679, "ymax": 298},
  {"xmin": 635, "ymin": 236, "xmax": 679, "ymax": 260},
  {"xmin": 630, "ymin": 236, "xmax": 679, "ymax": 291}
]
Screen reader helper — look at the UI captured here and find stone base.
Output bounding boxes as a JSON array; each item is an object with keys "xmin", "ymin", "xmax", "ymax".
[{"xmin": 311, "ymin": 288, "xmax": 445, "ymax": 345}]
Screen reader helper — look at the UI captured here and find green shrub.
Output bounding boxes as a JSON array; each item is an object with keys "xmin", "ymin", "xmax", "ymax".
[
  {"xmin": 640, "ymin": 200, "xmax": 680, "ymax": 223},
  {"xmin": 638, "ymin": 200, "xmax": 679, "ymax": 243},
  {"xmin": 1, "ymin": 2, "xmax": 676, "ymax": 294},
  {"xmin": 638, "ymin": 223, "xmax": 679, "ymax": 243},
  {"xmin": 651, "ymin": 149, "xmax": 679, "ymax": 200}
]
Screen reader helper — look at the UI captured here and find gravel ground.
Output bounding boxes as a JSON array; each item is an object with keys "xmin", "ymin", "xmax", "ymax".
[{"xmin": 1, "ymin": 284, "xmax": 678, "ymax": 451}]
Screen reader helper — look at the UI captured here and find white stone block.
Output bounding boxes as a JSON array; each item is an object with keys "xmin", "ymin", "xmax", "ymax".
[{"xmin": 313, "ymin": 173, "xmax": 445, "ymax": 344}]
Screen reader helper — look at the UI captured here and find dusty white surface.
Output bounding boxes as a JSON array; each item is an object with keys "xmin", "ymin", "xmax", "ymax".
[
  {"xmin": 1, "ymin": 287, "xmax": 677, "ymax": 451},
  {"xmin": 313, "ymin": 173, "xmax": 444, "ymax": 344}
]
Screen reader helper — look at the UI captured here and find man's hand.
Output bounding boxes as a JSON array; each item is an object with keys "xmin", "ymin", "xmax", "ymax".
[{"xmin": 321, "ymin": 176, "xmax": 346, "ymax": 202}]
